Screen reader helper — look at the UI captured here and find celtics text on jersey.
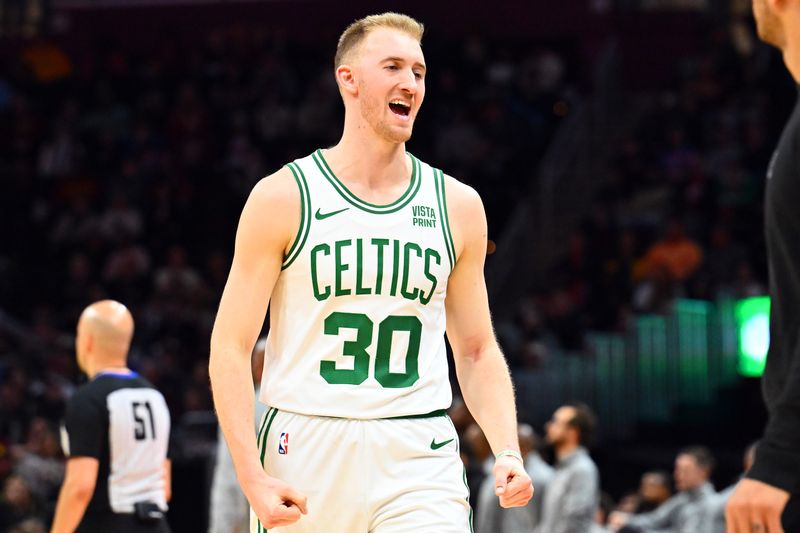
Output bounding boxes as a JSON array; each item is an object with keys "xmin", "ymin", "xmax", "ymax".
[{"xmin": 260, "ymin": 150, "xmax": 457, "ymax": 419}]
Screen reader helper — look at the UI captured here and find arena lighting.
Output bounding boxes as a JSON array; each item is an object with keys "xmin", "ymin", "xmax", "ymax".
[{"xmin": 735, "ymin": 296, "xmax": 770, "ymax": 377}]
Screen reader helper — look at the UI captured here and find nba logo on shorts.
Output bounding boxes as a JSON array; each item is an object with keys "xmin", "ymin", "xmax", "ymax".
[{"xmin": 278, "ymin": 432, "xmax": 289, "ymax": 455}]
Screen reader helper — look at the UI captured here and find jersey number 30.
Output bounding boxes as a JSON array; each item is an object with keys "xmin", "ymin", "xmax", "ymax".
[{"xmin": 321, "ymin": 312, "xmax": 421, "ymax": 388}]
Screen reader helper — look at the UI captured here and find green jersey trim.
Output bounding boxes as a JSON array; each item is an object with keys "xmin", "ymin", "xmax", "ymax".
[
  {"xmin": 434, "ymin": 168, "xmax": 457, "ymax": 270},
  {"xmin": 282, "ymin": 163, "xmax": 312, "ymax": 270},
  {"xmin": 384, "ymin": 408, "xmax": 448, "ymax": 420},
  {"xmin": 312, "ymin": 149, "xmax": 421, "ymax": 214}
]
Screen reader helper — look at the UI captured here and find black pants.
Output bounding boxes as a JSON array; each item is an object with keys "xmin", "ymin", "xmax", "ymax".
[{"xmin": 76, "ymin": 512, "xmax": 171, "ymax": 533}]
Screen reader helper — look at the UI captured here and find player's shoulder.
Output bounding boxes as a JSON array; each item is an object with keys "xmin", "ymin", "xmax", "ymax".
[
  {"xmin": 241, "ymin": 165, "xmax": 301, "ymax": 226},
  {"xmin": 417, "ymin": 157, "xmax": 476, "ymax": 201},
  {"xmin": 437, "ymin": 170, "xmax": 484, "ymax": 218},
  {"xmin": 249, "ymin": 165, "xmax": 300, "ymax": 205},
  {"xmin": 237, "ymin": 164, "xmax": 304, "ymax": 252}
]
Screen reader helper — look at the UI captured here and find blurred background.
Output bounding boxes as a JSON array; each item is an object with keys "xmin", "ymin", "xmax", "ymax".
[{"xmin": 0, "ymin": 0, "xmax": 794, "ymax": 531}]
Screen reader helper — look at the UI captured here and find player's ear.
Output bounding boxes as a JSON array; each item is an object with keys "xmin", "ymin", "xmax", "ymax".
[
  {"xmin": 336, "ymin": 64, "xmax": 358, "ymax": 97},
  {"xmin": 76, "ymin": 333, "xmax": 91, "ymax": 372}
]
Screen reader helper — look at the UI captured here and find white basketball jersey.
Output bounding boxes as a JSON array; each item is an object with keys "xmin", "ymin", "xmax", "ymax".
[{"xmin": 260, "ymin": 149, "xmax": 457, "ymax": 419}]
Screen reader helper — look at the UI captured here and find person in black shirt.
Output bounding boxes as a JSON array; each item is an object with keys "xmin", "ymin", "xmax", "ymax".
[
  {"xmin": 51, "ymin": 300, "xmax": 172, "ymax": 533},
  {"xmin": 727, "ymin": 2, "xmax": 800, "ymax": 532}
]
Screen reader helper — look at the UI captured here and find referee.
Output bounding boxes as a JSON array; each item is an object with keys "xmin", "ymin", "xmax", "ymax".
[
  {"xmin": 51, "ymin": 300, "xmax": 172, "ymax": 533},
  {"xmin": 727, "ymin": 1, "xmax": 800, "ymax": 532}
]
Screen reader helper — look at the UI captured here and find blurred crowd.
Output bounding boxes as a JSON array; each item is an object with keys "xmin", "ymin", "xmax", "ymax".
[
  {"xmin": 0, "ymin": 5, "xmax": 791, "ymax": 533},
  {"xmin": 497, "ymin": 14, "xmax": 792, "ymax": 366},
  {"xmin": 454, "ymin": 400, "xmax": 753, "ymax": 533}
]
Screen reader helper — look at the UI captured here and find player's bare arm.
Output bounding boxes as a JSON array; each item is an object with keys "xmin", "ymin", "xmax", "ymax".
[
  {"xmin": 443, "ymin": 176, "xmax": 534, "ymax": 509},
  {"xmin": 209, "ymin": 167, "xmax": 308, "ymax": 529}
]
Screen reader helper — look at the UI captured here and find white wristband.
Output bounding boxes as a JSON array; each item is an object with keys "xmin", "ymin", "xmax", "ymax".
[{"xmin": 495, "ymin": 450, "xmax": 524, "ymax": 463}]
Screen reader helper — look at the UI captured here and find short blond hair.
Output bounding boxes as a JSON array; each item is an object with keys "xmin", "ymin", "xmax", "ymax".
[{"xmin": 335, "ymin": 12, "xmax": 424, "ymax": 68}]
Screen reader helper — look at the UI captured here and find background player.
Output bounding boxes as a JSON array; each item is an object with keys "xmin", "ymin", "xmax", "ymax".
[
  {"xmin": 52, "ymin": 300, "xmax": 171, "ymax": 533},
  {"xmin": 209, "ymin": 12, "xmax": 533, "ymax": 532},
  {"xmin": 726, "ymin": 1, "xmax": 800, "ymax": 532}
]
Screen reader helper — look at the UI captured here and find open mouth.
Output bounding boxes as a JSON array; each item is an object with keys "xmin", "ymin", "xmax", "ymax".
[{"xmin": 389, "ymin": 100, "xmax": 411, "ymax": 119}]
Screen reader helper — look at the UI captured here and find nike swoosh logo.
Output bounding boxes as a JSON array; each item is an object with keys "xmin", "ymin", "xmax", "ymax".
[
  {"xmin": 315, "ymin": 207, "xmax": 349, "ymax": 220},
  {"xmin": 430, "ymin": 438, "xmax": 455, "ymax": 450}
]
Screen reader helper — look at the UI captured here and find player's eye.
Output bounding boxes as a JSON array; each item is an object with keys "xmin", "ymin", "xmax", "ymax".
[
  {"xmin": 414, "ymin": 71, "xmax": 423, "ymax": 80},
  {"xmin": 385, "ymin": 64, "xmax": 399, "ymax": 71}
]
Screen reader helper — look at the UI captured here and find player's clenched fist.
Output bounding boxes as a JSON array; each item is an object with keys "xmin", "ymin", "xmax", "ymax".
[
  {"xmin": 245, "ymin": 474, "xmax": 308, "ymax": 529},
  {"xmin": 493, "ymin": 456, "xmax": 534, "ymax": 508}
]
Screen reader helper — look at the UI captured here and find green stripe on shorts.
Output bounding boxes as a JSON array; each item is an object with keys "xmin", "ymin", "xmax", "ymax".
[
  {"xmin": 257, "ymin": 408, "xmax": 279, "ymax": 533},
  {"xmin": 447, "ymin": 414, "xmax": 473, "ymax": 533}
]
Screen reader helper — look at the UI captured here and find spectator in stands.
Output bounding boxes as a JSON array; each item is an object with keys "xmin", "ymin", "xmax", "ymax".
[
  {"xmin": 464, "ymin": 424, "xmax": 494, "ymax": 512},
  {"xmin": 447, "ymin": 396, "xmax": 475, "ymax": 437},
  {"xmin": 11, "ymin": 417, "xmax": 64, "ymax": 507},
  {"xmin": 704, "ymin": 443, "xmax": 757, "ymax": 533},
  {"xmin": 731, "ymin": 261, "xmax": 767, "ymax": 299},
  {"xmin": 638, "ymin": 219, "xmax": 704, "ymax": 285},
  {"xmin": 520, "ymin": 424, "xmax": 555, "ymax": 527},
  {"xmin": 613, "ymin": 471, "xmax": 672, "ymax": 517},
  {"xmin": 615, "ymin": 493, "xmax": 641, "ymax": 515},
  {"xmin": 632, "ymin": 263, "xmax": 675, "ymax": 315},
  {"xmin": 0, "ymin": 373, "xmax": 33, "ymax": 446},
  {"xmin": 475, "ymin": 423, "xmax": 554, "ymax": 533},
  {"xmin": 636, "ymin": 471, "xmax": 673, "ymax": 513},
  {"xmin": 98, "ymin": 193, "xmax": 144, "ymax": 243},
  {"xmin": 594, "ymin": 492, "xmax": 616, "ymax": 532},
  {"xmin": 700, "ymin": 225, "xmax": 748, "ymax": 297},
  {"xmin": 0, "ymin": 475, "xmax": 40, "ymax": 532},
  {"xmin": 154, "ymin": 245, "xmax": 202, "ymax": 302},
  {"xmin": 610, "ymin": 446, "xmax": 717, "ymax": 532},
  {"xmin": 540, "ymin": 281, "xmax": 586, "ymax": 350},
  {"xmin": 102, "ymin": 234, "xmax": 152, "ymax": 306},
  {"xmin": 538, "ymin": 402, "xmax": 600, "ymax": 533},
  {"xmin": 60, "ymin": 253, "xmax": 97, "ymax": 320},
  {"xmin": 8, "ymin": 517, "xmax": 46, "ymax": 533}
]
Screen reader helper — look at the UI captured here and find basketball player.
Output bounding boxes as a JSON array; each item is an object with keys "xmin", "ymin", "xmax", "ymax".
[
  {"xmin": 209, "ymin": 12, "xmax": 533, "ymax": 532},
  {"xmin": 52, "ymin": 300, "xmax": 171, "ymax": 533},
  {"xmin": 726, "ymin": 2, "xmax": 800, "ymax": 532}
]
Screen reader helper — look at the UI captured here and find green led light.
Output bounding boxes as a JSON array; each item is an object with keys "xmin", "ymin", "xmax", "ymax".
[{"xmin": 735, "ymin": 296, "xmax": 770, "ymax": 377}]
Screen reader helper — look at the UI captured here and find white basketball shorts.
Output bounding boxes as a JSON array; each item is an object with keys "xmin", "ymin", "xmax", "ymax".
[{"xmin": 250, "ymin": 407, "xmax": 472, "ymax": 532}]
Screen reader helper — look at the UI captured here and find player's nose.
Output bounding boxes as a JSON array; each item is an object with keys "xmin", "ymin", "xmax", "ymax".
[{"xmin": 397, "ymin": 69, "xmax": 418, "ymax": 93}]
